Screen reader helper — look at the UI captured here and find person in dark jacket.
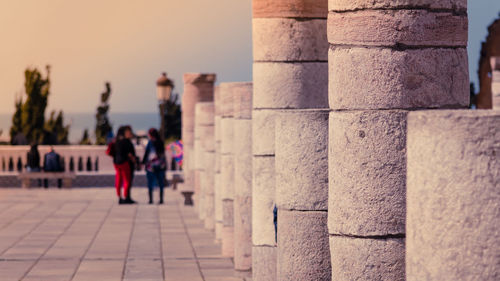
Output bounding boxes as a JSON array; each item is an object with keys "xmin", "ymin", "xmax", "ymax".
[
  {"xmin": 113, "ymin": 126, "xmax": 137, "ymax": 204},
  {"xmin": 123, "ymin": 125, "xmax": 138, "ymax": 201},
  {"xmin": 43, "ymin": 147, "xmax": 63, "ymax": 188},
  {"xmin": 27, "ymin": 143, "xmax": 42, "ymax": 187},
  {"xmin": 26, "ymin": 143, "xmax": 41, "ymax": 172},
  {"xmin": 142, "ymin": 128, "xmax": 166, "ymax": 204}
]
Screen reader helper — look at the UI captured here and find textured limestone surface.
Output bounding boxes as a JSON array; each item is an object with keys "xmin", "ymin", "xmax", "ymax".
[
  {"xmin": 222, "ymin": 198, "xmax": 235, "ymax": 258},
  {"xmin": 492, "ymin": 58, "xmax": 500, "ymax": 109},
  {"xmin": 275, "ymin": 110, "xmax": 329, "ymax": 211},
  {"xmin": 215, "ymin": 173, "xmax": 223, "ymax": 240},
  {"xmin": 328, "ymin": 10, "xmax": 467, "ymax": 47},
  {"xmin": 194, "ymin": 139, "xmax": 203, "ymax": 171},
  {"xmin": 221, "ymin": 154, "xmax": 234, "ymax": 200},
  {"xmin": 219, "ymin": 83, "xmax": 241, "ymax": 118},
  {"xmin": 253, "ymin": 18, "xmax": 328, "ymax": 62},
  {"xmin": 330, "ymin": 236, "xmax": 405, "ymax": 281},
  {"xmin": 222, "ymin": 199, "xmax": 235, "ymax": 227},
  {"xmin": 252, "ymin": 156, "xmax": 276, "ymax": 246},
  {"xmin": 220, "ymin": 118, "xmax": 234, "ymax": 155},
  {"xmin": 234, "ymin": 120, "xmax": 253, "ymax": 271},
  {"xmin": 253, "ymin": 0, "xmax": 327, "ymax": 18},
  {"xmin": 328, "ymin": 0, "xmax": 467, "ymax": 11},
  {"xmin": 233, "ymin": 82, "xmax": 253, "ymax": 120},
  {"xmin": 328, "ymin": 47, "xmax": 469, "ymax": 110},
  {"xmin": 194, "ymin": 102, "xmax": 215, "ymax": 126},
  {"xmin": 203, "ymin": 151, "xmax": 216, "ymax": 230},
  {"xmin": 252, "ymin": 110, "xmax": 276, "ymax": 156},
  {"xmin": 199, "ymin": 126, "xmax": 215, "ymax": 152},
  {"xmin": 253, "ymin": 63, "xmax": 328, "ymax": 109},
  {"xmin": 328, "ymin": 110, "xmax": 407, "ymax": 236},
  {"xmin": 277, "ymin": 210, "xmax": 330, "ymax": 281},
  {"xmin": 407, "ymin": 110, "xmax": 500, "ymax": 281},
  {"xmin": 253, "ymin": 246, "xmax": 277, "ymax": 281}
]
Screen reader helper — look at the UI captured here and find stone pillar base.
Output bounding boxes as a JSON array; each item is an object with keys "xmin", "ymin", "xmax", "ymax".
[
  {"xmin": 221, "ymin": 226, "xmax": 234, "ymax": 257},
  {"xmin": 253, "ymin": 246, "xmax": 277, "ymax": 281},
  {"xmin": 277, "ymin": 210, "xmax": 330, "ymax": 281}
]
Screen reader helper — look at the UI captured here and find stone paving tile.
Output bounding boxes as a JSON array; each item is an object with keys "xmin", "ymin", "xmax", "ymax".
[
  {"xmin": 0, "ymin": 188, "xmax": 248, "ymax": 281},
  {"xmin": 0, "ymin": 260, "xmax": 34, "ymax": 281}
]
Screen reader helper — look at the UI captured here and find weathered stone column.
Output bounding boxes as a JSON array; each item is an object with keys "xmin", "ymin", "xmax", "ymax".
[
  {"xmin": 407, "ymin": 110, "xmax": 500, "ymax": 280},
  {"xmin": 194, "ymin": 111, "xmax": 203, "ymax": 217},
  {"xmin": 181, "ymin": 73, "xmax": 216, "ymax": 202},
  {"xmin": 194, "ymin": 102, "xmax": 215, "ymax": 227},
  {"xmin": 253, "ymin": 0, "xmax": 329, "ymax": 280},
  {"xmin": 233, "ymin": 82, "xmax": 253, "ymax": 275},
  {"xmin": 328, "ymin": 1, "xmax": 468, "ymax": 280},
  {"xmin": 275, "ymin": 110, "xmax": 330, "ymax": 281},
  {"xmin": 214, "ymin": 86, "xmax": 224, "ymax": 241},
  {"xmin": 219, "ymin": 82, "xmax": 235, "ymax": 257},
  {"xmin": 491, "ymin": 57, "xmax": 500, "ymax": 109}
]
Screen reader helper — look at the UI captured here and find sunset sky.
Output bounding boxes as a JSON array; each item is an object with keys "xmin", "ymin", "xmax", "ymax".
[{"xmin": 0, "ymin": 0, "xmax": 499, "ymax": 114}]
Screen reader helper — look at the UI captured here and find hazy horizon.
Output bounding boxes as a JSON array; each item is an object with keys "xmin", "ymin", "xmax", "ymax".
[{"xmin": 0, "ymin": 1, "xmax": 499, "ymax": 115}]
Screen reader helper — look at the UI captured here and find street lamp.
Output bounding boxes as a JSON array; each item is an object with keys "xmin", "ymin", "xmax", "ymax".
[{"xmin": 157, "ymin": 72, "xmax": 174, "ymax": 139}]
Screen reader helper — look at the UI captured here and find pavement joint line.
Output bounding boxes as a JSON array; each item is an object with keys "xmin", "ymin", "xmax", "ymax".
[
  {"xmin": 0, "ymin": 202, "xmax": 63, "ymax": 256},
  {"xmin": 0, "ymin": 202, "xmax": 42, "ymax": 232},
  {"xmin": 121, "ymin": 204, "xmax": 139, "ymax": 281},
  {"xmin": 0, "ymin": 203, "xmax": 14, "ymax": 216},
  {"xmin": 157, "ymin": 205, "xmax": 166, "ymax": 280},
  {"xmin": 19, "ymin": 201, "xmax": 92, "ymax": 281},
  {"xmin": 176, "ymin": 200, "xmax": 206, "ymax": 281},
  {"xmin": 68, "ymin": 201, "xmax": 115, "ymax": 281}
]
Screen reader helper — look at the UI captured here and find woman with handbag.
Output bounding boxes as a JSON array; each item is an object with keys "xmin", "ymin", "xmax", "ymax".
[{"xmin": 142, "ymin": 128, "xmax": 167, "ymax": 204}]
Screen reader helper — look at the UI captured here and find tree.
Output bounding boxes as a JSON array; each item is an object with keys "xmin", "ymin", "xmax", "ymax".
[
  {"xmin": 95, "ymin": 82, "xmax": 112, "ymax": 145},
  {"xmin": 161, "ymin": 93, "xmax": 181, "ymax": 142},
  {"xmin": 9, "ymin": 97, "xmax": 23, "ymax": 143},
  {"xmin": 80, "ymin": 129, "xmax": 92, "ymax": 145},
  {"xmin": 10, "ymin": 66, "xmax": 70, "ymax": 145},
  {"xmin": 44, "ymin": 110, "xmax": 70, "ymax": 145}
]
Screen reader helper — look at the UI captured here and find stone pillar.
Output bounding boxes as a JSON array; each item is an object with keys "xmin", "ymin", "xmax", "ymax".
[
  {"xmin": 194, "ymin": 118, "xmax": 203, "ymax": 216},
  {"xmin": 194, "ymin": 102, "xmax": 215, "ymax": 227},
  {"xmin": 233, "ymin": 82, "xmax": 253, "ymax": 275},
  {"xmin": 328, "ymin": 1, "xmax": 468, "ymax": 280},
  {"xmin": 275, "ymin": 110, "xmax": 330, "ymax": 281},
  {"xmin": 253, "ymin": 0, "xmax": 329, "ymax": 280},
  {"xmin": 219, "ymin": 82, "xmax": 235, "ymax": 257},
  {"xmin": 491, "ymin": 57, "xmax": 500, "ymax": 109},
  {"xmin": 407, "ymin": 110, "xmax": 500, "ymax": 280},
  {"xmin": 181, "ymin": 73, "xmax": 216, "ymax": 201},
  {"xmin": 214, "ymin": 86, "xmax": 224, "ymax": 241}
]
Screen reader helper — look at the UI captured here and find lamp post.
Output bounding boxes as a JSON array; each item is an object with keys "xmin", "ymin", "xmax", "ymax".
[{"xmin": 157, "ymin": 72, "xmax": 174, "ymax": 139}]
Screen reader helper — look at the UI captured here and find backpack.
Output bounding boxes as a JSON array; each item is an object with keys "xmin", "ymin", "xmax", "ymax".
[{"xmin": 106, "ymin": 141, "xmax": 115, "ymax": 157}]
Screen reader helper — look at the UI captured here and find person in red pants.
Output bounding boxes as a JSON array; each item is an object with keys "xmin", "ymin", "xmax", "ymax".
[{"xmin": 112, "ymin": 126, "xmax": 137, "ymax": 204}]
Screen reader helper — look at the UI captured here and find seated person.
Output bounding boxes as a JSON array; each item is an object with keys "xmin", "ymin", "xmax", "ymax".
[{"xmin": 43, "ymin": 147, "xmax": 63, "ymax": 188}]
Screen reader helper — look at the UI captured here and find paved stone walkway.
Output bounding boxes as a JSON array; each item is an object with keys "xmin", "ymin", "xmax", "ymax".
[{"xmin": 0, "ymin": 188, "xmax": 247, "ymax": 281}]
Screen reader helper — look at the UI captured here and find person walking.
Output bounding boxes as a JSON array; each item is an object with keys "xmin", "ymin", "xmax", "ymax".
[
  {"xmin": 112, "ymin": 126, "xmax": 137, "ymax": 204},
  {"xmin": 123, "ymin": 125, "xmax": 139, "ymax": 202},
  {"xmin": 43, "ymin": 146, "xmax": 63, "ymax": 188},
  {"xmin": 143, "ymin": 128, "xmax": 167, "ymax": 204}
]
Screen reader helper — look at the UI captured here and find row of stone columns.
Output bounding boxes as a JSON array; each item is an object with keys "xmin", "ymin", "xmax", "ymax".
[
  {"xmin": 180, "ymin": 73, "xmax": 216, "ymax": 201},
  {"xmin": 182, "ymin": 0, "xmax": 499, "ymax": 279}
]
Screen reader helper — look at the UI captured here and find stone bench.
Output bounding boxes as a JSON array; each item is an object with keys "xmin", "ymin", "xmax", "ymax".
[{"xmin": 18, "ymin": 172, "xmax": 76, "ymax": 188}]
